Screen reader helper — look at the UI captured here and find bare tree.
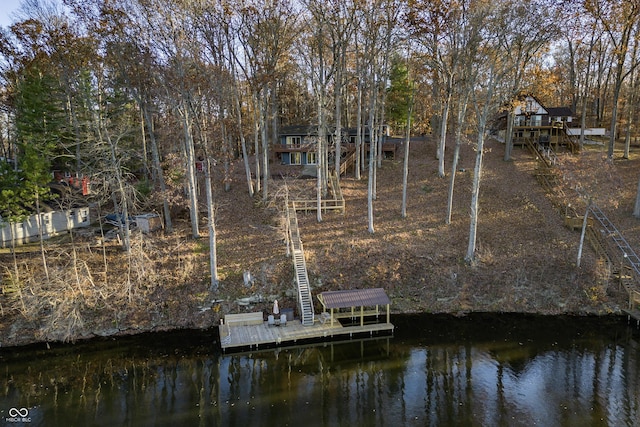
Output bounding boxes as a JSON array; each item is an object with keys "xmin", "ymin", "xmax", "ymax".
[
  {"xmin": 465, "ymin": 2, "xmax": 516, "ymax": 264},
  {"xmin": 237, "ymin": 0, "xmax": 299, "ymax": 203},
  {"xmin": 585, "ymin": 0, "xmax": 640, "ymax": 159},
  {"xmin": 500, "ymin": 1, "xmax": 560, "ymax": 161},
  {"xmin": 97, "ymin": 0, "xmax": 175, "ymax": 233}
]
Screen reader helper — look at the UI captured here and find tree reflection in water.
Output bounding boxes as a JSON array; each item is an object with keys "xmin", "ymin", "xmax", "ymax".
[{"xmin": 0, "ymin": 314, "xmax": 638, "ymax": 426}]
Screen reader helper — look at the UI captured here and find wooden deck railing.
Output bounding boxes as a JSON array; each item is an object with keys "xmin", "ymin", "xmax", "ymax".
[
  {"xmin": 288, "ymin": 171, "xmax": 346, "ymax": 214},
  {"xmin": 289, "ymin": 198, "xmax": 345, "ymax": 213}
]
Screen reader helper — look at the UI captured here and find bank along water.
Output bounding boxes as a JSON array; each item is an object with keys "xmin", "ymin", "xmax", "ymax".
[{"xmin": 1, "ymin": 313, "xmax": 639, "ymax": 426}]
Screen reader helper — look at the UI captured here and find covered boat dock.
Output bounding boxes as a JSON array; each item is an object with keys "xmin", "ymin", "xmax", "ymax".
[
  {"xmin": 218, "ymin": 288, "xmax": 394, "ymax": 352},
  {"xmin": 317, "ymin": 288, "xmax": 391, "ymax": 327}
]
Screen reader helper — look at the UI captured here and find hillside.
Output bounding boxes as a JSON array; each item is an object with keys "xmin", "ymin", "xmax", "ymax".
[{"xmin": 1, "ymin": 134, "xmax": 637, "ymax": 347}]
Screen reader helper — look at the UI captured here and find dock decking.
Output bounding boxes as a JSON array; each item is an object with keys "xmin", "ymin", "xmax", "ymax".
[{"xmin": 219, "ymin": 318, "xmax": 394, "ymax": 352}]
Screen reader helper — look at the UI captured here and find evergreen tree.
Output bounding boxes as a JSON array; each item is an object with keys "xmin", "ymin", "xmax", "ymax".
[
  {"xmin": 386, "ymin": 56, "xmax": 413, "ymax": 131},
  {"xmin": 1, "ymin": 66, "xmax": 66, "ymax": 220}
]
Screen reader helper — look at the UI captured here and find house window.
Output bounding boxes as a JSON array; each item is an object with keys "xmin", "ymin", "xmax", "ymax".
[
  {"xmin": 526, "ymin": 100, "xmax": 536, "ymax": 113},
  {"xmin": 514, "ymin": 116, "xmax": 525, "ymax": 126},
  {"xmin": 307, "ymin": 152, "xmax": 317, "ymax": 164},
  {"xmin": 286, "ymin": 136, "xmax": 301, "ymax": 146},
  {"xmin": 530, "ymin": 115, "xmax": 541, "ymax": 126},
  {"xmin": 291, "ymin": 152, "xmax": 302, "ymax": 165}
]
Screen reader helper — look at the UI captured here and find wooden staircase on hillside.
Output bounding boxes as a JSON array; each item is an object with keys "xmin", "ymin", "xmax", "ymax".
[
  {"xmin": 286, "ymin": 204, "xmax": 315, "ymax": 326},
  {"xmin": 526, "ymin": 137, "xmax": 640, "ymax": 313},
  {"xmin": 588, "ymin": 204, "xmax": 640, "ymax": 310},
  {"xmin": 281, "ymin": 173, "xmax": 348, "ymax": 325},
  {"xmin": 525, "ymin": 138, "xmax": 560, "ymax": 192}
]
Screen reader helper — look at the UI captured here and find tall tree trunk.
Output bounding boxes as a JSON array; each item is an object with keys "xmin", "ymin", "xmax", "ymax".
[
  {"xmin": 334, "ymin": 64, "xmax": 343, "ymax": 183},
  {"xmin": 623, "ymin": 39, "xmax": 638, "ymax": 160},
  {"xmin": 35, "ymin": 192, "xmax": 49, "ymax": 282},
  {"xmin": 231, "ymin": 69, "xmax": 254, "ymax": 197},
  {"xmin": 579, "ymin": 27, "xmax": 597, "ymax": 151},
  {"xmin": 466, "ymin": 128, "xmax": 485, "ymax": 264},
  {"xmin": 355, "ymin": 77, "xmax": 363, "ymax": 180},
  {"xmin": 221, "ymin": 113, "xmax": 232, "ymax": 192},
  {"xmin": 447, "ymin": 98, "xmax": 469, "ymax": 224},
  {"xmin": 140, "ymin": 108, "xmax": 149, "ymax": 176},
  {"xmin": 107, "ymin": 138, "xmax": 132, "ymax": 253},
  {"xmin": 252, "ymin": 91, "xmax": 261, "ymax": 195},
  {"xmin": 503, "ymin": 110, "xmax": 514, "ymax": 161},
  {"xmin": 205, "ymin": 159, "xmax": 218, "ymax": 291},
  {"xmin": 270, "ymin": 80, "xmax": 279, "ymax": 176},
  {"xmin": 401, "ymin": 93, "xmax": 414, "ymax": 218},
  {"xmin": 317, "ymin": 100, "xmax": 325, "ymax": 223},
  {"xmin": 577, "ymin": 201, "xmax": 591, "ymax": 268},
  {"xmin": 466, "ymin": 67, "xmax": 496, "ymax": 264},
  {"xmin": 634, "ymin": 175, "xmax": 640, "ymax": 218},
  {"xmin": 367, "ymin": 98, "xmax": 376, "ymax": 234},
  {"xmin": 607, "ymin": 80, "xmax": 622, "ymax": 159},
  {"xmin": 438, "ymin": 78, "xmax": 452, "ymax": 176},
  {"xmin": 141, "ymin": 105, "xmax": 173, "ymax": 233},
  {"xmin": 181, "ymin": 103, "xmax": 199, "ymax": 239},
  {"xmin": 260, "ymin": 90, "xmax": 269, "ymax": 203}
]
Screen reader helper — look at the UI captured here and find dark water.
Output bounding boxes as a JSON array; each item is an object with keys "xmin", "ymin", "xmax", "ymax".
[{"xmin": 1, "ymin": 314, "xmax": 639, "ymax": 426}]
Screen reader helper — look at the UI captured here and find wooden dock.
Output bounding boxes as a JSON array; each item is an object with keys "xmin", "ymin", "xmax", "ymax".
[{"xmin": 218, "ymin": 318, "xmax": 394, "ymax": 352}]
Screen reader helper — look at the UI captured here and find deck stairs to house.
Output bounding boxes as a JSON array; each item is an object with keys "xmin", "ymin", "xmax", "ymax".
[
  {"xmin": 286, "ymin": 203, "xmax": 315, "ymax": 326},
  {"xmin": 562, "ymin": 123, "xmax": 580, "ymax": 153},
  {"xmin": 525, "ymin": 138, "xmax": 560, "ymax": 192},
  {"xmin": 339, "ymin": 150, "xmax": 357, "ymax": 176}
]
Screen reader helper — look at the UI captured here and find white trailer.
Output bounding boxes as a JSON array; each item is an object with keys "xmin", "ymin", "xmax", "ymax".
[{"xmin": 0, "ymin": 207, "xmax": 90, "ymax": 248}]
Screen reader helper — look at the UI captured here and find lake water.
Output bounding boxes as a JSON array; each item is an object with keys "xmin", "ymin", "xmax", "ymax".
[{"xmin": 1, "ymin": 313, "xmax": 639, "ymax": 426}]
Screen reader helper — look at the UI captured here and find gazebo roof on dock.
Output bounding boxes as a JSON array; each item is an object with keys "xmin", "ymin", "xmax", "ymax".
[{"xmin": 318, "ymin": 288, "xmax": 390, "ymax": 309}]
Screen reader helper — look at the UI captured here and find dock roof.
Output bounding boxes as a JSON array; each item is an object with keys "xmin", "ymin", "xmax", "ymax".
[{"xmin": 319, "ymin": 288, "xmax": 390, "ymax": 309}]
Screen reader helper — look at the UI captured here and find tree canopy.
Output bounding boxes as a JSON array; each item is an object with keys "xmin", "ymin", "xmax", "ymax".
[{"xmin": 1, "ymin": 0, "xmax": 638, "ymax": 255}]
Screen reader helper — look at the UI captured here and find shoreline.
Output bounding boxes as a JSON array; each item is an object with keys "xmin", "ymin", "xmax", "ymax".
[{"xmin": 0, "ymin": 306, "xmax": 629, "ymax": 351}]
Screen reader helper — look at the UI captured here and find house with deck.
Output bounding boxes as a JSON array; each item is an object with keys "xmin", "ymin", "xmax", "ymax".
[
  {"xmin": 275, "ymin": 125, "xmax": 397, "ymax": 171},
  {"xmin": 494, "ymin": 94, "xmax": 577, "ymax": 150},
  {"xmin": 275, "ymin": 125, "xmax": 323, "ymax": 166}
]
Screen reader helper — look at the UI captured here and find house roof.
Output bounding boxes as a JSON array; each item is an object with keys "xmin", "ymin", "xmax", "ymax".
[
  {"xmin": 281, "ymin": 125, "xmax": 380, "ymax": 137},
  {"xmin": 546, "ymin": 107, "xmax": 574, "ymax": 117},
  {"xmin": 318, "ymin": 288, "xmax": 391, "ymax": 309},
  {"xmin": 280, "ymin": 125, "xmax": 318, "ymax": 136}
]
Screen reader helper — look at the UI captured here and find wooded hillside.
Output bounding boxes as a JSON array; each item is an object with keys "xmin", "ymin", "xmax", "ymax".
[
  {"xmin": 1, "ymin": 133, "xmax": 636, "ymax": 347},
  {"xmin": 1, "ymin": 0, "xmax": 640, "ymax": 346}
]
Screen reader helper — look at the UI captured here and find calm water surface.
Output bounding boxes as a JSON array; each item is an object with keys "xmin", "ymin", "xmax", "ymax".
[{"xmin": 1, "ymin": 314, "xmax": 639, "ymax": 426}]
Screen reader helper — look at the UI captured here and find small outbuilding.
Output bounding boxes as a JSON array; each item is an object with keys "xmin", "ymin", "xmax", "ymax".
[{"xmin": 134, "ymin": 213, "xmax": 162, "ymax": 233}]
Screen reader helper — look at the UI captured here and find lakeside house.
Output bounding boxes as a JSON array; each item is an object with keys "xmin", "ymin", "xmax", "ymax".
[
  {"xmin": 275, "ymin": 124, "xmax": 397, "ymax": 173},
  {"xmin": 493, "ymin": 94, "xmax": 577, "ymax": 148}
]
